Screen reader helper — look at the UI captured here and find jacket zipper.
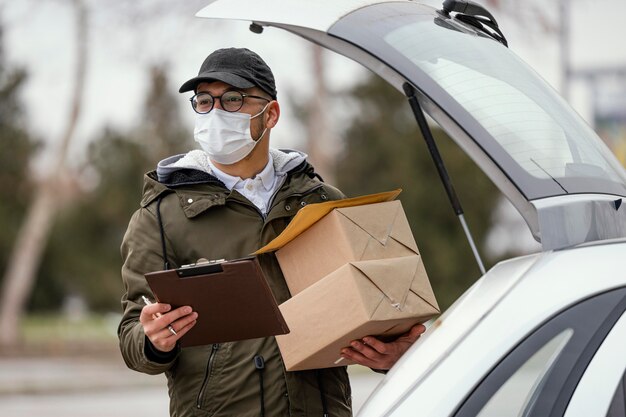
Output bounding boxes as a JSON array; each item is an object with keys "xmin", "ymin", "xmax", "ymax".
[
  {"xmin": 196, "ymin": 343, "xmax": 220, "ymax": 409},
  {"xmin": 192, "ymin": 183, "xmax": 324, "ymax": 412},
  {"xmin": 264, "ymin": 175, "xmax": 290, "ymax": 217},
  {"xmin": 249, "ymin": 175, "xmax": 291, "ymax": 221}
]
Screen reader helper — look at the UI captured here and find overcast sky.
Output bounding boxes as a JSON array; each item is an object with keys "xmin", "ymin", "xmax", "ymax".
[{"xmin": 2, "ymin": 0, "xmax": 625, "ymax": 168}]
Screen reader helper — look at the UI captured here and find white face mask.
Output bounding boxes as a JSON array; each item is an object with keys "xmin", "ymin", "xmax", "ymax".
[{"xmin": 193, "ymin": 104, "xmax": 269, "ymax": 165}]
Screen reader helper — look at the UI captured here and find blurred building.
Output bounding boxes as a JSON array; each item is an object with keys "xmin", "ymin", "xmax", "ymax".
[{"xmin": 576, "ymin": 68, "xmax": 626, "ymax": 166}]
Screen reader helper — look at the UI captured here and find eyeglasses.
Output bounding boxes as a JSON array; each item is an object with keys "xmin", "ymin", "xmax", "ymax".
[{"xmin": 189, "ymin": 91, "xmax": 270, "ymax": 114}]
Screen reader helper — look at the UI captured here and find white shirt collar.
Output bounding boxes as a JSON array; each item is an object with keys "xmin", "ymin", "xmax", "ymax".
[
  {"xmin": 208, "ymin": 154, "xmax": 275, "ymax": 191},
  {"xmin": 253, "ymin": 154, "xmax": 276, "ymax": 191}
]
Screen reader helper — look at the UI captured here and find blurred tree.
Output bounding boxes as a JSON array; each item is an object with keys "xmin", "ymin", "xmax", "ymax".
[
  {"xmin": 139, "ymin": 65, "xmax": 193, "ymax": 162},
  {"xmin": 30, "ymin": 64, "xmax": 193, "ymax": 312},
  {"xmin": 335, "ymin": 74, "xmax": 501, "ymax": 309},
  {"xmin": 0, "ymin": 0, "xmax": 88, "ymax": 347},
  {"xmin": 0, "ymin": 0, "xmax": 206, "ymax": 347},
  {"xmin": 304, "ymin": 45, "xmax": 336, "ymax": 183},
  {"xmin": 0, "ymin": 24, "xmax": 40, "ymax": 311},
  {"xmin": 34, "ymin": 128, "xmax": 149, "ymax": 311}
]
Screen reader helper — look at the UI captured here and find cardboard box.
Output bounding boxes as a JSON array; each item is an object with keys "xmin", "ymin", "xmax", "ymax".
[
  {"xmin": 276, "ymin": 200, "xmax": 418, "ymax": 296},
  {"xmin": 275, "ymin": 255, "xmax": 439, "ymax": 371},
  {"xmin": 255, "ymin": 190, "xmax": 440, "ymax": 371}
]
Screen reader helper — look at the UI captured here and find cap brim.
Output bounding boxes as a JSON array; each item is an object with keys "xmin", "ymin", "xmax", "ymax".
[{"xmin": 178, "ymin": 71, "xmax": 255, "ymax": 93}]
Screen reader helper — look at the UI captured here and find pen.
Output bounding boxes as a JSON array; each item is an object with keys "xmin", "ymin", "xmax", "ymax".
[{"xmin": 142, "ymin": 295, "xmax": 177, "ymax": 336}]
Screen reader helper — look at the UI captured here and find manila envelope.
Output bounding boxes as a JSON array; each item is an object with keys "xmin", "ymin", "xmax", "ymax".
[
  {"xmin": 271, "ymin": 199, "xmax": 419, "ymax": 296},
  {"xmin": 255, "ymin": 189, "xmax": 402, "ymax": 254},
  {"xmin": 275, "ymin": 255, "xmax": 440, "ymax": 371}
]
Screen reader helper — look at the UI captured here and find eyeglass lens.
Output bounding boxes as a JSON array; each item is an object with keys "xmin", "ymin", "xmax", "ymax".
[{"xmin": 192, "ymin": 91, "xmax": 244, "ymax": 113}]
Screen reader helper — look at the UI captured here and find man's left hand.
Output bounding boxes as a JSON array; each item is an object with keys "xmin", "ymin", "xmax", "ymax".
[{"xmin": 340, "ymin": 324, "xmax": 426, "ymax": 370}]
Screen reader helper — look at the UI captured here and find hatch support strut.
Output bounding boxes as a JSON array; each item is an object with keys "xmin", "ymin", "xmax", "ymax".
[{"xmin": 403, "ymin": 83, "xmax": 486, "ymax": 275}]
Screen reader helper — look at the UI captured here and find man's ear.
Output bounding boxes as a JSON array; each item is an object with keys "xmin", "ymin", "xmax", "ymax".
[{"xmin": 265, "ymin": 100, "xmax": 280, "ymax": 128}]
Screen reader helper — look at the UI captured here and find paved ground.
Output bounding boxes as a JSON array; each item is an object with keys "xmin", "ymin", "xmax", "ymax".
[{"xmin": 0, "ymin": 355, "xmax": 384, "ymax": 416}]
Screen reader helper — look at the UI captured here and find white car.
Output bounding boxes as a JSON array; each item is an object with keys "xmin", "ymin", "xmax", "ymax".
[{"xmin": 197, "ymin": 1, "xmax": 626, "ymax": 416}]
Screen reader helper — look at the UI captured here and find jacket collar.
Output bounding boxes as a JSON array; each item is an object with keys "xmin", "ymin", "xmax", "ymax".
[
  {"xmin": 156, "ymin": 148, "xmax": 307, "ymax": 184},
  {"xmin": 140, "ymin": 156, "xmax": 319, "ymax": 213}
]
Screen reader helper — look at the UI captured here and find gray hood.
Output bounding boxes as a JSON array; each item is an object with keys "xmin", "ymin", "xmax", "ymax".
[{"xmin": 156, "ymin": 148, "xmax": 308, "ymax": 183}]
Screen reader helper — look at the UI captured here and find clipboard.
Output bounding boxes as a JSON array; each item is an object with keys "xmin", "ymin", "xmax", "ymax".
[{"xmin": 145, "ymin": 257, "xmax": 289, "ymax": 347}]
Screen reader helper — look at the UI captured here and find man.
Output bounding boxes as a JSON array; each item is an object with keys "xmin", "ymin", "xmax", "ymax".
[{"xmin": 118, "ymin": 47, "xmax": 425, "ymax": 417}]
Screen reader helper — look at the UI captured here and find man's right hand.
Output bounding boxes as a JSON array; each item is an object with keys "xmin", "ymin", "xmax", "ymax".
[{"xmin": 140, "ymin": 302, "xmax": 198, "ymax": 352}]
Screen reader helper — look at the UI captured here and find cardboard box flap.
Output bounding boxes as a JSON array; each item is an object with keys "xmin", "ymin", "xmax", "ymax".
[
  {"xmin": 336, "ymin": 203, "xmax": 397, "ymax": 246},
  {"xmin": 352, "ymin": 255, "xmax": 439, "ymax": 316},
  {"xmin": 351, "ymin": 256, "xmax": 419, "ymax": 310},
  {"xmin": 254, "ymin": 189, "xmax": 402, "ymax": 254},
  {"xmin": 389, "ymin": 208, "xmax": 420, "ymax": 254},
  {"xmin": 410, "ymin": 258, "xmax": 440, "ymax": 312},
  {"xmin": 337, "ymin": 201, "xmax": 419, "ymax": 253}
]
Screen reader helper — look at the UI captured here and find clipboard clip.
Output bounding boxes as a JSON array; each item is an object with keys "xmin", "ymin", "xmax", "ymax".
[
  {"xmin": 177, "ymin": 259, "xmax": 226, "ymax": 278},
  {"xmin": 180, "ymin": 258, "xmax": 226, "ymax": 269}
]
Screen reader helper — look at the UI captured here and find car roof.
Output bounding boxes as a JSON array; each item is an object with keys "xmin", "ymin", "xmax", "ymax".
[{"xmin": 196, "ymin": 0, "xmax": 626, "ymax": 251}]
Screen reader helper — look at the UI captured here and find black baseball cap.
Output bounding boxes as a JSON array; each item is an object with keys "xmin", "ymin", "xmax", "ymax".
[{"xmin": 179, "ymin": 47, "xmax": 277, "ymax": 99}]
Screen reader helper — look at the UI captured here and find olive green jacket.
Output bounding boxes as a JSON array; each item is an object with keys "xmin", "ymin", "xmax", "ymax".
[{"xmin": 118, "ymin": 150, "xmax": 351, "ymax": 417}]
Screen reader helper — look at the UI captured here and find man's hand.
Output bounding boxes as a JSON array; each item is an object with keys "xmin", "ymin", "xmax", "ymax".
[
  {"xmin": 140, "ymin": 302, "xmax": 198, "ymax": 353},
  {"xmin": 340, "ymin": 324, "xmax": 426, "ymax": 370}
]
